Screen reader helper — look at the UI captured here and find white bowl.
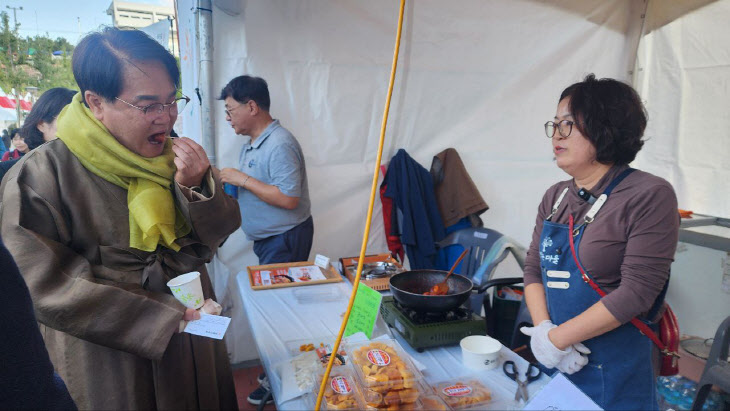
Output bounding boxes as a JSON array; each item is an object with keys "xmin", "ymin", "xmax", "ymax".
[{"xmin": 460, "ymin": 335, "xmax": 502, "ymax": 370}]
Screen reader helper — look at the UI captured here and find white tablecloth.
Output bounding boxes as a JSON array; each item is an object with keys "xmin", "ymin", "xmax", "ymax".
[{"xmin": 236, "ymin": 271, "xmax": 549, "ymax": 410}]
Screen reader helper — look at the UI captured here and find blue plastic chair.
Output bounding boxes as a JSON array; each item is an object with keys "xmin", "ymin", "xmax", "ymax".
[
  {"xmin": 435, "ymin": 227, "xmax": 532, "ymax": 348},
  {"xmin": 435, "ymin": 227, "xmax": 525, "ymax": 282}
]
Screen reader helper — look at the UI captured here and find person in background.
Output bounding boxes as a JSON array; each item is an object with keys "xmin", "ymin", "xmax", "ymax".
[
  {"xmin": 0, "ymin": 27, "xmax": 240, "ymax": 410},
  {"xmin": 0, "ymin": 236, "xmax": 76, "ymax": 410},
  {"xmin": 1, "ymin": 128, "xmax": 11, "ymax": 155},
  {"xmin": 1, "ymin": 128, "xmax": 28, "ymax": 161},
  {"xmin": 521, "ymin": 74, "xmax": 679, "ymax": 409},
  {"xmin": 21, "ymin": 87, "xmax": 78, "ymax": 147},
  {"xmin": 0, "ymin": 88, "xmax": 77, "ymax": 181},
  {"xmin": 0, "ymin": 129, "xmax": 7, "ymax": 156},
  {"xmin": 219, "ymin": 75, "xmax": 313, "ymax": 406}
]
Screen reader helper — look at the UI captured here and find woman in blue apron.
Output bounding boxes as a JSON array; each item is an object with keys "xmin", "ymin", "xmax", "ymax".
[{"xmin": 521, "ymin": 75, "xmax": 680, "ymax": 410}]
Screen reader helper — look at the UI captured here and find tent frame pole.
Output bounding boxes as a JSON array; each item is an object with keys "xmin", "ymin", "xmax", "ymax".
[{"xmin": 197, "ymin": 0, "xmax": 216, "ymax": 166}]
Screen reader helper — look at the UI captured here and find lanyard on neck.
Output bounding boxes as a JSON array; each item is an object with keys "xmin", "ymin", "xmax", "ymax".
[
  {"xmin": 546, "ymin": 187, "xmax": 569, "ymax": 221},
  {"xmin": 546, "ymin": 168, "xmax": 636, "ymax": 228}
]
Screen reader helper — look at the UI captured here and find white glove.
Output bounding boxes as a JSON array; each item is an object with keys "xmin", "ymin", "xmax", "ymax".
[
  {"xmin": 520, "ymin": 320, "xmax": 571, "ymax": 369},
  {"xmin": 556, "ymin": 342, "xmax": 591, "ymax": 374}
]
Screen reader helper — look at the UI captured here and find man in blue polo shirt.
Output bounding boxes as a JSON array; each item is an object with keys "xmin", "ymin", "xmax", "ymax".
[
  {"xmin": 219, "ymin": 75, "xmax": 313, "ymax": 265},
  {"xmin": 219, "ymin": 75, "xmax": 313, "ymax": 405}
]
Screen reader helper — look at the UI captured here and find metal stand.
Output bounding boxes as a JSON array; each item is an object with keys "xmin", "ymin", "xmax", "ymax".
[
  {"xmin": 679, "ymin": 215, "xmax": 730, "ymax": 252},
  {"xmin": 691, "ymin": 316, "xmax": 730, "ymax": 411}
]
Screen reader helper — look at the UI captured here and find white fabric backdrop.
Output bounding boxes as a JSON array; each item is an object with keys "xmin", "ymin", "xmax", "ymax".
[
  {"xmin": 632, "ymin": 0, "xmax": 730, "ymax": 338},
  {"xmin": 634, "ymin": 0, "xmax": 730, "ymax": 219},
  {"xmin": 193, "ymin": 0, "xmax": 646, "ymax": 362},
  {"xmin": 210, "ymin": 0, "xmax": 643, "ymax": 253}
]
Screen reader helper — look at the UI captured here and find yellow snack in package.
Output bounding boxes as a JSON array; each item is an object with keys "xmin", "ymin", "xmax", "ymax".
[
  {"xmin": 434, "ymin": 379, "xmax": 492, "ymax": 410},
  {"xmin": 314, "ymin": 369, "xmax": 361, "ymax": 410},
  {"xmin": 348, "ymin": 340, "xmax": 424, "ymax": 410},
  {"xmin": 419, "ymin": 394, "xmax": 450, "ymax": 411},
  {"xmin": 350, "ymin": 341, "xmax": 418, "ymax": 392}
]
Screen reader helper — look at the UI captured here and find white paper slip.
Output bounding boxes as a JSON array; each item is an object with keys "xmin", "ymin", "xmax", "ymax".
[
  {"xmin": 523, "ymin": 373, "xmax": 603, "ymax": 410},
  {"xmin": 184, "ymin": 313, "xmax": 231, "ymax": 340},
  {"xmin": 314, "ymin": 254, "xmax": 330, "ymax": 269}
]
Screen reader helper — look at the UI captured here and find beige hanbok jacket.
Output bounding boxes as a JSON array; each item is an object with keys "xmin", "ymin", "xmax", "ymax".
[{"xmin": 0, "ymin": 139, "xmax": 241, "ymax": 410}]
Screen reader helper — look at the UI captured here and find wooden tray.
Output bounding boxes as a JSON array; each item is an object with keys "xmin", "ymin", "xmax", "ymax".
[
  {"xmin": 247, "ymin": 261, "xmax": 342, "ymax": 291},
  {"xmin": 340, "ymin": 253, "xmax": 403, "ymax": 291}
]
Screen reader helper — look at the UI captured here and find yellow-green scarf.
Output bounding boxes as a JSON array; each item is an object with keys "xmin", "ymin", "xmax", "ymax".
[{"xmin": 56, "ymin": 93, "xmax": 190, "ymax": 252}]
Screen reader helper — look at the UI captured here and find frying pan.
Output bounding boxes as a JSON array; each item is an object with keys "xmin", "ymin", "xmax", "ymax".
[{"xmin": 389, "ymin": 270, "xmax": 474, "ymax": 312}]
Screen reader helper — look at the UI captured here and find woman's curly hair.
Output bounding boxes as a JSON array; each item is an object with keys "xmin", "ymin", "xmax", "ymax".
[{"xmin": 559, "ymin": 74, "xmax": 647, "ymax": 165}]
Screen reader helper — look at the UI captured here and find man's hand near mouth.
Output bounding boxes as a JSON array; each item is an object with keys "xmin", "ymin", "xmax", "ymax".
[{"xmin": 171, "ymin": 137, "xmax": 211, "ymax": 188}]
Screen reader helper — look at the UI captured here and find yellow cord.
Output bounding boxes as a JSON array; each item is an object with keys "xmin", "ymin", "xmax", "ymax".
[{"xmin": 314, "ymin": 0, "xmax": 406, "ymax": 409}]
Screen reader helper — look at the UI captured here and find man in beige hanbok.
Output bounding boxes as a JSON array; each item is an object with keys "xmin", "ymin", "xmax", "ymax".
[{"xmin": 0, "ymin": 27, "xmax": 240, "ymax": 410}]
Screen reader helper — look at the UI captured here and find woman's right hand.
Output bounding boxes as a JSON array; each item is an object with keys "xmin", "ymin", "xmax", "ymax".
[{"xmin": 521, "ymin": 320, "xmax": 569, "ymax": 368}]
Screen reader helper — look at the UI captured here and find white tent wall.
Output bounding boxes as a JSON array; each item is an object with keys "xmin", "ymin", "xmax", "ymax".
[
  {"xmin": 633, "ymin": 1, "xmax": 730, "ymax": 339},
  {"xmin": 634, "ymin": 0, "xmax": 730, "ymax": 220},
  {"xmin": 179, "ymin": 0, "xmax": 730, "ymax": 362},
  {"xmin": 209, "ymin": 0, "xmax": 643, "ymax": 252},
  {"xmin": 180, "ymin": 0, "xmax": 645, "ymax": 364}
]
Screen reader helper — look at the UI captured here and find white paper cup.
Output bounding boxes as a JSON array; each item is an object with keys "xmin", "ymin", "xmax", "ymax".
[
  {"xmin": 167, "ymin": 271, "xmax": 204, "ymax": 309},
  {"xmin": 460, "ymin": 335, "xmax": 502, "ymax": 370}
]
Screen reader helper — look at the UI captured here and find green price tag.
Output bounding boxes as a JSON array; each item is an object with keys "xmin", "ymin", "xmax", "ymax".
[{"xmin": 343, "ymin": 283, "xmax": 383, "ymax": 339}]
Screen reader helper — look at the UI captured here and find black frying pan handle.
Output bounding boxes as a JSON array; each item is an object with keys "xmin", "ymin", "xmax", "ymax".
[{"xmin": 475, "ymin": 277, "xmax": 523, "ymax": 294}]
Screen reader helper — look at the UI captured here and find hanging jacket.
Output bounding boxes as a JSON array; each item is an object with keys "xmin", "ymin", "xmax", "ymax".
[
  {"xmin": 379, "ymin": 164, "xmax": 404, "ymax": 262},
  {"xmin": 430, "ymin": 148, "xmax": 488, "ymax": 227},
  {"xmin": 382, "ymin": 149, "xmax": 445, "ymax": 269}
]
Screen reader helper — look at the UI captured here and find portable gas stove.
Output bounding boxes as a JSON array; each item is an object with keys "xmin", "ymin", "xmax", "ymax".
[{"xmin": 380, "ymin": 296, "xmax": 486, "ymax": 352}]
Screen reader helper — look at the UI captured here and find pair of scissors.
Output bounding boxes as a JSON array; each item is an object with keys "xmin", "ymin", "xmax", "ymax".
[{"xmin": 503, "ymin": 360, "xmax": 542, "ymax": 402}]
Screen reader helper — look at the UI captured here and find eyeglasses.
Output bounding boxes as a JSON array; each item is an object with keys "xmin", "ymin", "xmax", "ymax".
[
  {"xmin": 225, "ymin": 100, "xmax": 250, "ymax": 117},
  {"xmin": 544, "ymin": 120, "xmax": 579, "ymax": 138},
  {"xmin": 115, "ymin": 95, "xmax": 190, "ymax": 120}
]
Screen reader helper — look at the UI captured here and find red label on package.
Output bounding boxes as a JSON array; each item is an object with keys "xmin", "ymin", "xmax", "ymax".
[
  {"xmin": 442, "ymin": 384, "xmax": 473, "ymax": 397},
  {"xmin": 331, "ymin": 376, "xmax": 352, "ymax": 394},
  {"xmin": 366, "ymin": 349, "xmax": 391, "ymax": 366}
]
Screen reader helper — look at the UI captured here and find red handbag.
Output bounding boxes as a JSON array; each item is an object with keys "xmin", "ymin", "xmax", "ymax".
[
  {"xmin": 569, "ymin": 216, "xmax": 680, "ymax": 376},
  {"xmin": 657, "ymin": 305, "xmax": 680, "ymax": 376}
]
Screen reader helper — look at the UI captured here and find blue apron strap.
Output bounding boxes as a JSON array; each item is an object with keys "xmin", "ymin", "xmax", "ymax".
[
  {"xmin": 584, "ymin": 167, "xmax": 667, "ymax": 322},
  {"xmin": 601, "ymin": 168, "xmax": 635, "ymax": 196},
  {"xmin": 581, "ymin": 168, "xmax": 637, "ymax": 225},
  {"xmin": 629, "ymin": 165, "xmax": 670, "ymax": 321}
]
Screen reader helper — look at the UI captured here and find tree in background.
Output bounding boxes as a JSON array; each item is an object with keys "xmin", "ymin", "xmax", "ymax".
[{"xmin": 0, "ymin": 11, "xmax": 76, "ymax": 95}]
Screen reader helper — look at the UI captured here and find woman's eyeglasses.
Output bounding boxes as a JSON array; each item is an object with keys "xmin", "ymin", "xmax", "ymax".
[{"xmin": 544, "ymin": 120, "xmax": 578, "ymax": 138}]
